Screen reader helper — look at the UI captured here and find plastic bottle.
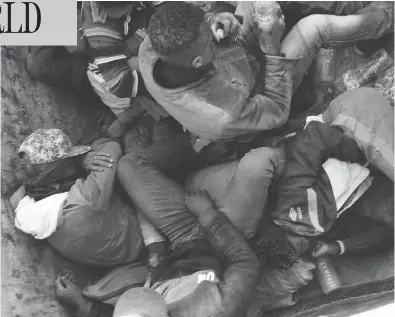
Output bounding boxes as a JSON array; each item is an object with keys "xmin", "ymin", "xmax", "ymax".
[{"xmin": 315, "ymin": 256, "xmax": 343, "ymax": 295}]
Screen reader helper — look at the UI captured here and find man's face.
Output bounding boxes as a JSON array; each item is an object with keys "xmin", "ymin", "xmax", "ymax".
[{"xmin": 19, "ymin": 153, "xmax": 34, "ymax": 177}]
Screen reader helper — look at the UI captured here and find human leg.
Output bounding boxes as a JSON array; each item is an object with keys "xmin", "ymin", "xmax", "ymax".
[
  {"xmin": 279, "ymin": 1, "xmax": 367, "ymax": 36},
  {"xmin": 123, "ymin": 116, "xmax": 195, "ymax": 174},
  {"xmin": 281, "ymin": 1, "xmax": 394, "ymax": 91},
  {"xmin": 187, "ymin": 146, "xmax": 286, "ymax": 239},
  {"xmin": 118, "ymin": 117, "xmax": 201, "ymax": 248},
  {"xmin": 322, "ymin": 88, "xmax": 394, "ymax": 181},
  {"xmin": 117, "ymin": 153, "xmax": 202, "ymax": 248}
]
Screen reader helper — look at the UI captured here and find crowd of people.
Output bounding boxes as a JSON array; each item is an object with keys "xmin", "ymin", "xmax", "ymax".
[{"xmin": 11, "ymin": 1, "xmax": 394, "ymax": 317}]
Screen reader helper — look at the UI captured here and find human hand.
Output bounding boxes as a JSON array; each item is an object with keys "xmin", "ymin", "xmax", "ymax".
[
  {"xmin": 252, "ymin": 2, "xmax": 285, "ymax": 55},
  {"xmin": 55, "ymin": 272, "xmax": 85, "ymax": 309},
  {"xmin": 289, "ymin": 258, "xmax": 316, "ymax": 290},
  {"xmin": 210, "ymin": 12, "xmax": 241, "ymax": 42},
  {"xmin": 81, "ymin": 151, "xmax": 114, "ymax": 172},
  {"xmin": 311, "ymin": 241, "xmax": 341, "ymax": 259},
  {"xmin": 185, "ymin": 190, "xmax": 214, "ymax": 216}
]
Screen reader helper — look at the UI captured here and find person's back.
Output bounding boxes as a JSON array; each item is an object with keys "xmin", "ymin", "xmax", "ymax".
[{"xmin": 47, "ymin": 139, "xmax": 144, "ymax": 267}]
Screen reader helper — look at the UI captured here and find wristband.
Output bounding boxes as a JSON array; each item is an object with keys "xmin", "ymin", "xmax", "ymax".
[{"xmin": 336, "ymin": 240, "xmax": 345, "ymax": 255}]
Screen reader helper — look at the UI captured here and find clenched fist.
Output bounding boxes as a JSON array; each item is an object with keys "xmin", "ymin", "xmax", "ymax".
[{"xmin": 252, "ymin": 2, "xmax": 285, "ymax": 55}]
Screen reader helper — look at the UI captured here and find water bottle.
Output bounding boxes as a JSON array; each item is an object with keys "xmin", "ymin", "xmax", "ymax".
[{"xmin": 315, "ymin": 256, "xmax": 342, "ymax": 295}]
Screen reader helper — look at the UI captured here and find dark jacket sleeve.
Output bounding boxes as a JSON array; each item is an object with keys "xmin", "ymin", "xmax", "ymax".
[
  {"xmin": 285, "ymin": 121, "xmax": 363, "ymax": 190},
  {"xmin": 197, "ymin": 207, "xmax": 261, "ymax": 317},
  {"xmin": 274, "ymin": 121, "xmax": 364, "ymax": 236},
  {"xmin": 222, "ymin": 56, "xmax": 295, "ymax": 136}
]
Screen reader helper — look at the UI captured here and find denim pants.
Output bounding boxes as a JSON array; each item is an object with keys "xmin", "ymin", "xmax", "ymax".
[
  {"xmin": 117, "ymin": 115, "xmax": 285, "ymax": 247},
  {"xmin": 237, "ymin": 1, "xmax": 394, "ymax": 92}
]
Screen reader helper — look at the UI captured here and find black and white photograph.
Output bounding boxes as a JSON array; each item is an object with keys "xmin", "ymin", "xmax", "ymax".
[{"xmin": 1, "ymin": 1, "xmax": 394, "ymax": 316}]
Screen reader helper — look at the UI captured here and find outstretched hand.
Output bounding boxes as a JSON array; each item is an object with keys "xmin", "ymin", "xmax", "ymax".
[{"xmin": 81, "ymin": 151, "xmax": 114, "ymax": 172}]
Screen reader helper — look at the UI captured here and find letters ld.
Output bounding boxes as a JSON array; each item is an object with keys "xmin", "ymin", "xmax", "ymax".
[{"xmin": 0, "ymin": 2, "xmax": 41, "ymax": 33}]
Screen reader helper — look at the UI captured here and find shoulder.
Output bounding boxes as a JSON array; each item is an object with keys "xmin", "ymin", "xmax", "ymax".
[
  {"xmin": 138, "ymin": 37, "xmax": 158, "ymax": 66},
  {"xmin": 138, "ymin": 37, "xmax": 160, "ymax": 83}
]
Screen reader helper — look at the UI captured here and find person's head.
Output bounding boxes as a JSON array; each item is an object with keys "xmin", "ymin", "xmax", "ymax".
[
  {"xmin": 253, "ymin": 220, "xmax": 299, "ymax": 270},
  {"xmin": 18, "ymin": 129, "xmax": 91, "ymax": 182},
  {"xmin": 148, "ymin": 2, "xmax": 215, "ymax": 69},
  {"xmin": 113, "ymin": 287, "xmax": 169, "ymax": 317}
]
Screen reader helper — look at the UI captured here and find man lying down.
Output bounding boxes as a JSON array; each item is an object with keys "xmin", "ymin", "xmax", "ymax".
[{"xmin": 24, "ymin": 88, "xmax": 388, "ymax": 317}]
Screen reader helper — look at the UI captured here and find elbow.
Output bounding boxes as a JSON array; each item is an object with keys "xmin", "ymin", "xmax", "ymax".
[
  {"xmin": 99, "ymin": 142, "xmax": 123, "ymax": 163},
  {"xmin": 110, "ymin": 142, "xmax": 123, "ymax": 161},
  {"xmin": 266, "ymin": 107, "xmax": 289, "ymax": 130},
  {"xmin": 277, "ymin": 107, "xmax": 290, "ymax": 127}
]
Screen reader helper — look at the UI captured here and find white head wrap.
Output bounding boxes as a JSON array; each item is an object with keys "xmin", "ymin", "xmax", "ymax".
[{"xmin": 14, "ymin": 192, "xmax": 68, "ymax": 239}]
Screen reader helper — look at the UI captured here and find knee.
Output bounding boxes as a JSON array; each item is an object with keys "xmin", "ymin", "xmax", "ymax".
[
  {"xmin": 297, "ymin": 14, "xmax": 327, "ymax": 35},
  {"xmin": 238, "ymin": 147, "xmax": 282, "ymax": 178},
  {"xmin": 117, "ymin": 154, "xmax": 140, "ymax": 183}
]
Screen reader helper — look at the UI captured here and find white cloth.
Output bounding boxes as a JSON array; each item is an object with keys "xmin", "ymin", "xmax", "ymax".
[
  {"xmin": 323, "ymin": 158, "xmax": 372, "ymax": 212},
  {"xmin": 14, "ymin": 193, "xmax": 68, "ymax": 239},
  {"xmin": 305, "ymin": 116, "xmax": 372, "ymax": 212}
]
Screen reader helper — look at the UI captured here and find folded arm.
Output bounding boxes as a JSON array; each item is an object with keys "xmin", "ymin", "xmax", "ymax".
[{"xmin": 76, "ymin": 140, "xmax": 122, "ymax": 210}]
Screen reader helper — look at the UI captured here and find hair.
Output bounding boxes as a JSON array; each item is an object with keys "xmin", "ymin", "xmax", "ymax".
[
  {"xmin": 148, "ymin": 2, "xmax": 205, "ymax": 56},
  {"xmin": 251, "ymin": 224, "xmax": 299, "ymax": 269}
]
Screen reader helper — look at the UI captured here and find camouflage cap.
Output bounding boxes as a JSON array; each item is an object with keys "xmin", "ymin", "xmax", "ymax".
[{"xmin": 18, "ymin": 129, "xmax": 91, "ymax": 165}]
